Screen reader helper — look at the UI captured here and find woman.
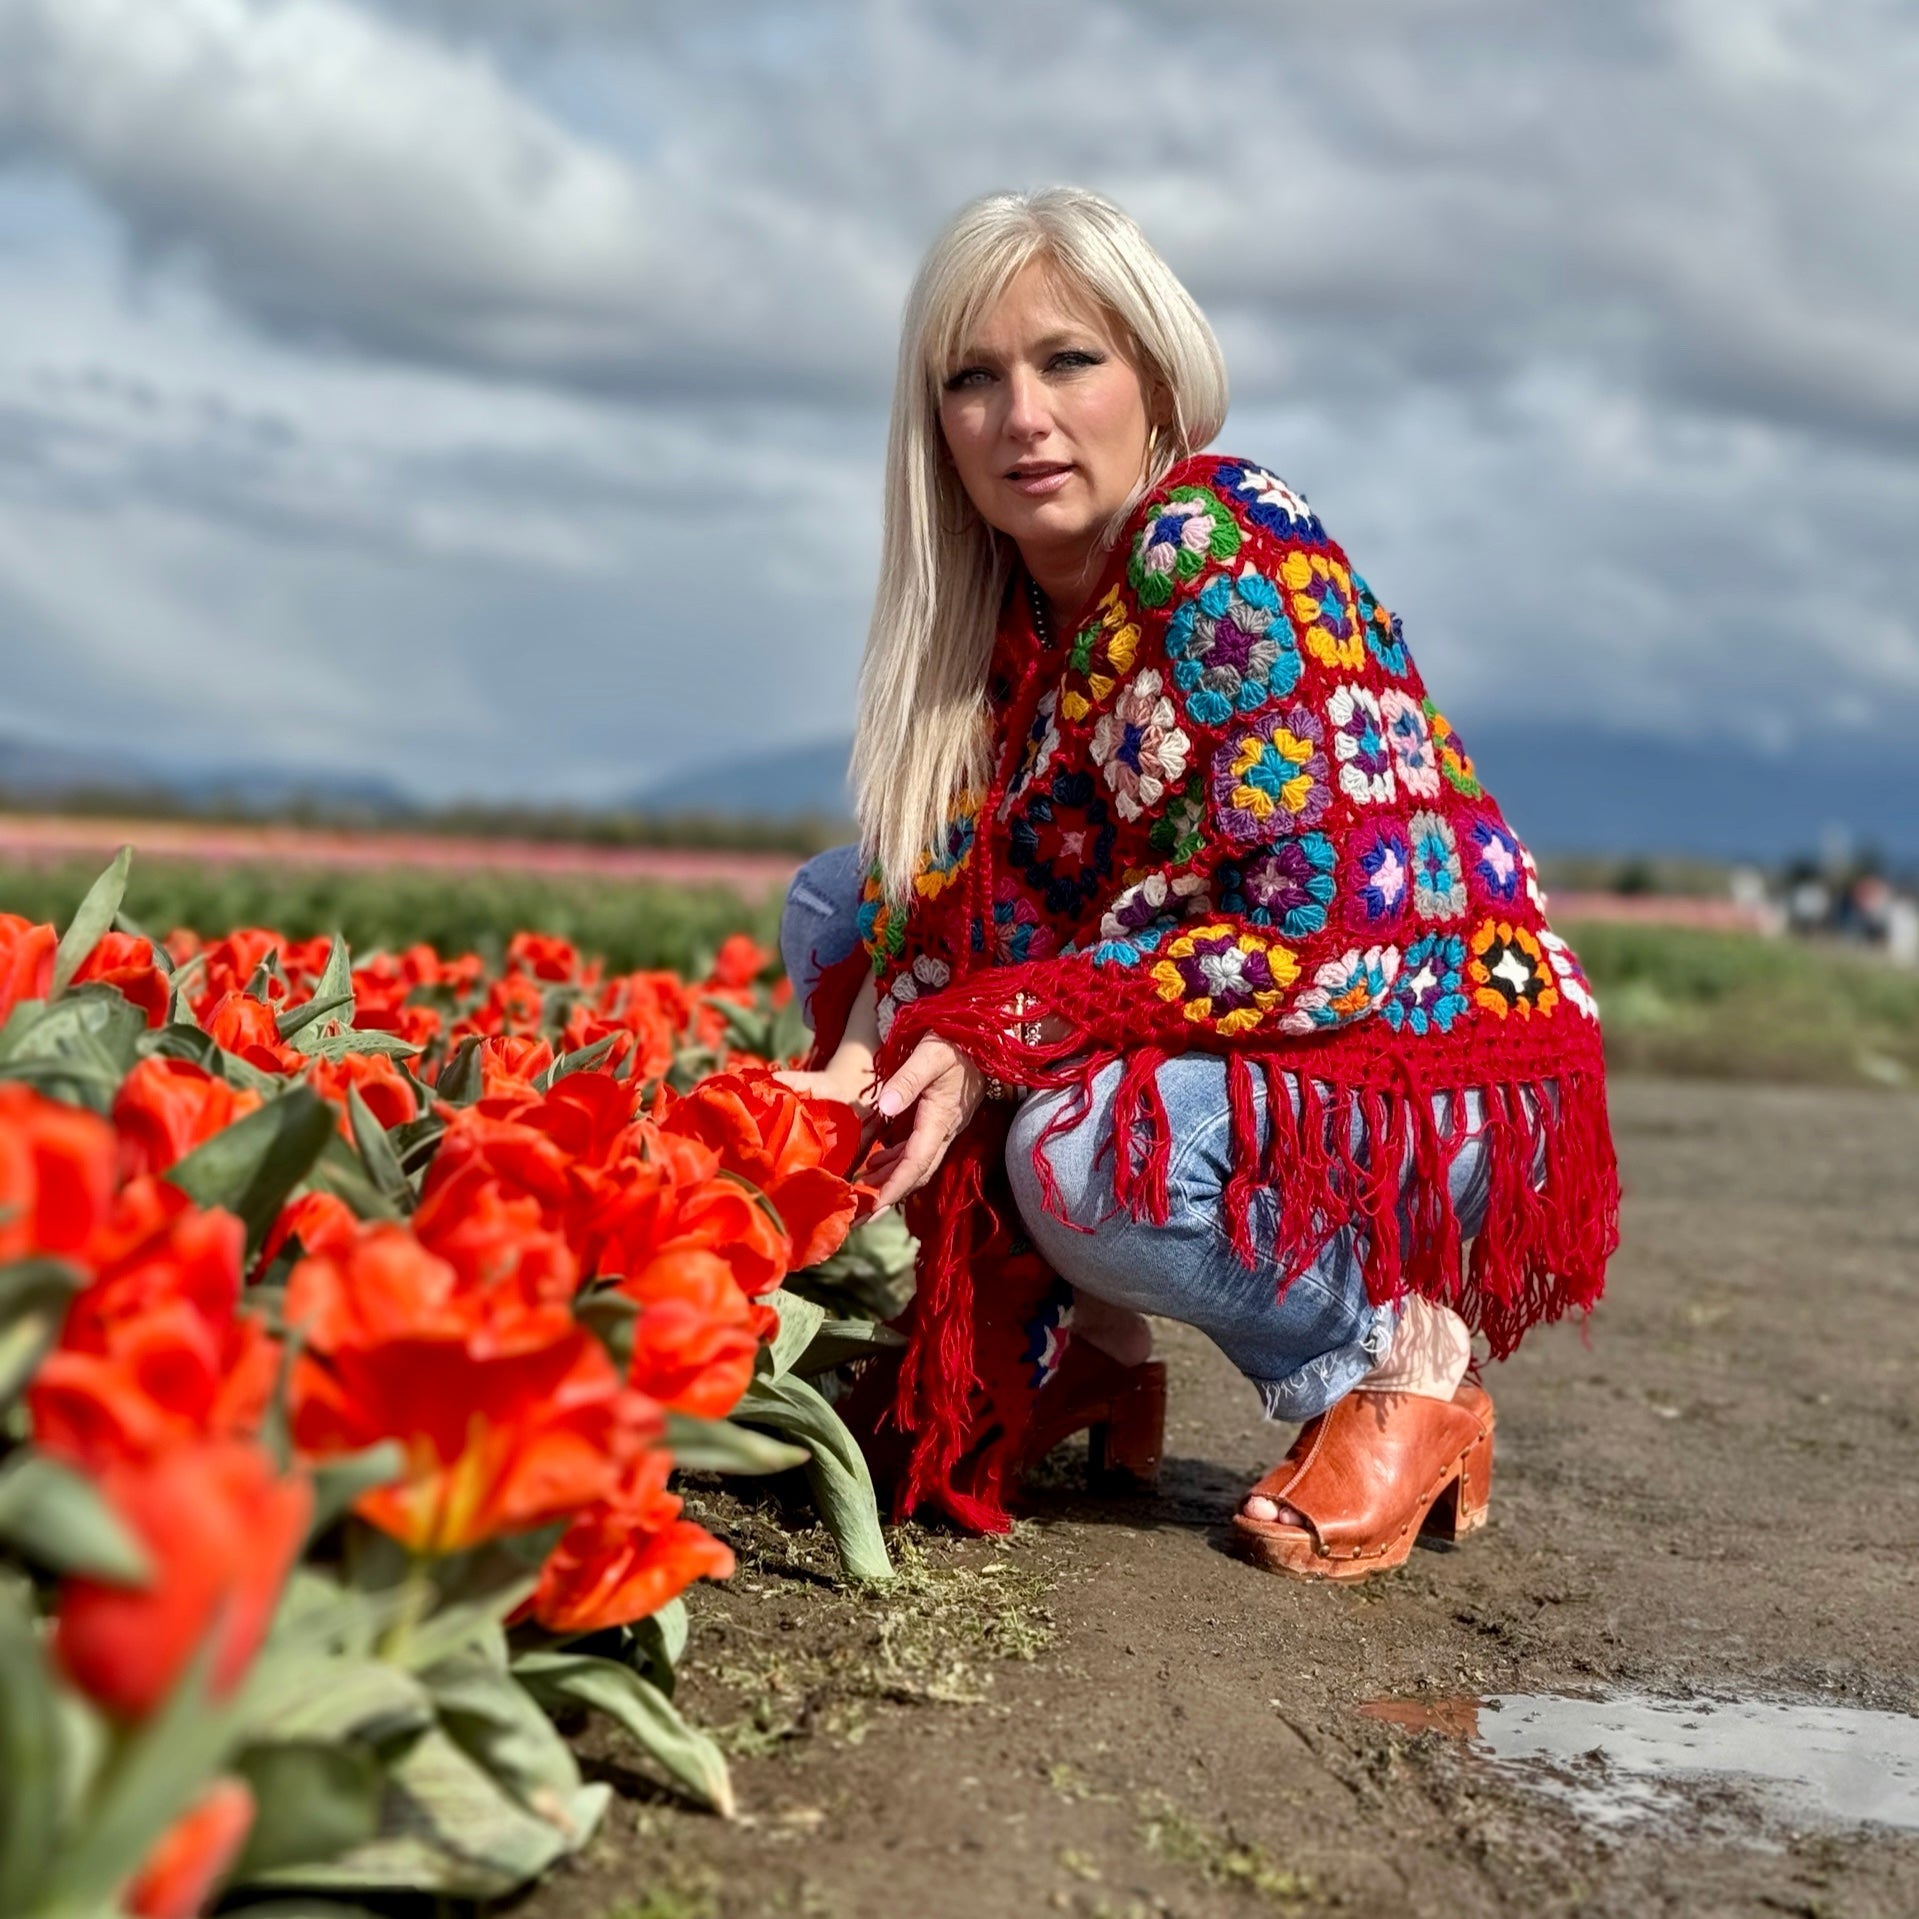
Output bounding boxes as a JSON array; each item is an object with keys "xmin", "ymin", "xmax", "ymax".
[{"xmin": 779, "ymin": 187, "xmax": 1618, "ymax": 1579}]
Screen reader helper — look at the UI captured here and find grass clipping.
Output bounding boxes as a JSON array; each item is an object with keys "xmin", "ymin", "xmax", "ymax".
[{"xmin": 677, "ymin": 1493, "xmax": 1056, "ymax": 1756}]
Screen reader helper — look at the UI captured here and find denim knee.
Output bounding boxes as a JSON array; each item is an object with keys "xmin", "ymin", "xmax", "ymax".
[{"xmin": 779, "ymin": 843, "xmax": 865, "ymax": 1020}]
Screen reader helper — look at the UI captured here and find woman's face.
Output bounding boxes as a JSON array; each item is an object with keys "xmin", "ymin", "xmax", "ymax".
[{"xmin": 938, "ymin": 258, "xmax": 1155, "ymax": 598}]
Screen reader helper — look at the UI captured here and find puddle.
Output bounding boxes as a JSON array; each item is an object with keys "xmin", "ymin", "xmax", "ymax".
[{"xmin": 1359, "ymin": 1691, "xmax": 1919, "ymax": 1834}]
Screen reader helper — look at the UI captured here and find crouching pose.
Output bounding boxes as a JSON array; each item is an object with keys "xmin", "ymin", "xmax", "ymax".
[{"xmin": 780, "ymin": 186, "xmax": 1619, "ymax": 1578}]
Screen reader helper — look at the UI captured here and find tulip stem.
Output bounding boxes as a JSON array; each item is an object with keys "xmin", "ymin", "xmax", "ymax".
[{"xmin": 378, "ymin": 1552, "xmax": 436, "ymax": 1664}]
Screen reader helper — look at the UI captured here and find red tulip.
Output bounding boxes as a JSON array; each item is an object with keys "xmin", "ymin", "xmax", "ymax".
[
  {"xmin": 305, "ymin": 1049, "xmax": 417, "ymax": 1137},
  {"xmin": 530, "ymin": 1446, "xmax": 734, "ymax": 1635},
  {"xmin": 55, "ymin": 1440, "xmax": 311, "ymax": 1718},
  {"xmin": 613, "ymin": 1248, "xmax": 774, "ymax": 1418},
  {"xmin": 72, "ymin": 929, "xmax": 171, "ymax": 1027},
  {"xmin": 112, "ymin": 1057, "xmax": 261, "ymax": 1180},
  {"xmin": 0, "ymin": 1081, "xmax": 118, "ymax": 1263},
  {"xmin": 201, "ymin": 991, "xmax": 298, "ymax": 1073},
  {"xmin": 123, "ymin": 1776, "xmax": 256, "ymax": 1919},
  {"xmin": 659, "ymin": 1070, "xmax": 866, "ymax": 1271},
  {"xmin": 0, "ymin": 911, "xmax": 56, "ymax": 1020},
  {"xmin": 286, "ymin": 1226, "xmax": 629, "ymax": 1554}
]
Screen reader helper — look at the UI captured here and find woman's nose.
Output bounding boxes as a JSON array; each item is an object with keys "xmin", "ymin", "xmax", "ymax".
[{"xmin": 1003, "ymin": 366, "xmax": 1052, "ymax": 442}]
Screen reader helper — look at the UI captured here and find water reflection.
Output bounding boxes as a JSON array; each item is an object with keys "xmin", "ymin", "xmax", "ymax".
[{"xmin": 1359, "ymin": 1691, "xmax": 1919, "ymax": 1833}]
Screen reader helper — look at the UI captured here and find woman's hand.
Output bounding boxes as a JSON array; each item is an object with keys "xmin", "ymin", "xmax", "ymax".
[
  {"xmin": 864, "ymin": 1036, "xmax": 988, "ymax": 1210},
  {"xmin": 770, "ymin": 1064, "xmax": 874, "ymax": 1120}
]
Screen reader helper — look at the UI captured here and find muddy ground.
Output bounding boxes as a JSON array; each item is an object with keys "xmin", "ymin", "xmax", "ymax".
[{"xmin": 517, "ymin": 1077, "xmax": 1919, "ymax": 1919}]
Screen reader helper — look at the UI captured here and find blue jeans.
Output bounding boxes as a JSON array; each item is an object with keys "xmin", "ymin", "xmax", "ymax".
[{"xmin": 781, "ymin": 848, "xmax": 1493, "ymax": 1422}]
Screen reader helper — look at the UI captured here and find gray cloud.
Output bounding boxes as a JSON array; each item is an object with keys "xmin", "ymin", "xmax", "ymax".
[{"xmin": 0, "ymin": 0, "xmax": 1914, "ymax": 810}]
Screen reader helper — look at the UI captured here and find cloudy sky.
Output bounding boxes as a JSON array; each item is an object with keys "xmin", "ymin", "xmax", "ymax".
[{"xmin": 1, "ymin": 0, "xmax": 1914, "ymax": 810}]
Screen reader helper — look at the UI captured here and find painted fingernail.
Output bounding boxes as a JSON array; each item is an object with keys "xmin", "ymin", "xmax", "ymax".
[{"xmin": 876, "ymin": 1086, "xmax": 902, "ymax": 1117}]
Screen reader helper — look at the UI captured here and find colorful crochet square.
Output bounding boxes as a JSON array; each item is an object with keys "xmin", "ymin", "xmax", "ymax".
[
  {"xmin": 1164, "ymin": 564, "xmax": 1298, "ymax": 727},
  {"xmin": 1410, "ymin": 810, "xmax": 1467, "ymax": 921},
  {"xmin": 1211, "ymin": 704, "xmax": 1331, "ymax": 842},
  {"xmin": 1539, "ymin": 929, "xmax": 1599, "ymax": 1018},
  {"xmin": 858, "ymin": 861, "xmax": 905, "ymax": 964},
  {"xmin": 1280, "ymin": 943, "xmax": 1401, "ymax": 1036},
  {"xmin": 999, "ymin": 689, "xmax": 1062, "ymax": 819},
  {"xmin": 1383, "ymin": 931, "xmax": 1471, "ymax": 1035},
  {"xmin": 1467, "ymin": 919, "xmax": 1559, "ymax": 1019},
  {"xmin": 1344, "ymin": 816, "xmax": 1414, "ymax": 936},
  {"xmin": 1090, "ymin": 668, "xmax": 1192, "ymax": 823},
  {"xmin": 1098, "ymin": 870, "xmax": 1209, "ymax": 945},
  {"xmin": 1061, "ymin": 585, "xmax": 1141, "ymax": 723},
  {"xmin": 1019, "ymin": 1279, "xmax": 1076, "ymax": 1390},
  {"xmin": 912, "ymin": 800, "xmax": 979, "ymax": 899},
  {"xmin": 1461, "ymin": 807, "xmax": 1524, "ymax": 908},
  {"xmin": 1379, "ymin": 688, "xmax": 1440, "ymax": 799},
  {"xmin": 1355, "ymin": 574, "xmax": 1410, "ymax": 678},
  {"xmin": 1422, "ymin": 698, "xmax": 1483, "ymax": 797},
  {"xmin": 1127, "ymin": 485, "xmax": 1243, "ymax": 610},
  {"xmin": 1217, "ymin": 833, "xmax": 1336, "ymax": 939},
  {"xmin": 1149, "ymin": 922, "xmax": 1300, "ymax": 1035},
  {"xmin": 1212, "ymin": 461, "xmax": 1325, "ymax": 545},
  {"xmin": 877, "ymin": 951, "xmax": 952, "ymax": 1041},
  {"xmin": 1148, "ymin": 772, "xmax": 1208, "ymax": 864},
  {"xmin": 1006, "ymin": 768, "xmax": 1118, "ymax": 917},
  {"xmin": 1279, "ymin": 548, "xmax": 1364, "ymax": 671},
  {"xmin": 1327, "ymin": 682, "xmax": 1396, "ymax": 806},
  {"xmin": 992, "ymin": 878, "xmax": 1059, "ymax": 964}
]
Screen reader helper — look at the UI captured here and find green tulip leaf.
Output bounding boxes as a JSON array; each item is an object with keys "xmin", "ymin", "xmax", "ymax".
[
  {"xmin": 734, "ymin": 1372, "xmax": 894, "ymax": 1584},
  {"xmin": 248, "ymin": 1725, "xmax": 603, "ymax": 1898},
  {"xmin": 0, "ymin": 1450, "xmax": 151, "ymax": 1583},
  {"xmin": 167, "ymin": 1088, "xmax": 338, "ymax": 1253},
  {"xmin": 231, "ymin": 1739, "xmax": 385, "ymax": 1879},
  {"xmin": 663, "ymin": 1413, "xmax": 809, "ymax": 1477},
  {"xmin": 50, "ymin": 846, "xmax": 131, "ymax": 999},
  {"xmin": 0, "ymin": 1257, "xmax": 83, "ymax": 1416},
  {"xmin": 511, "ymin": 1649, "xmax": 734, "ymax": 1818},
  {"xmin": 0, "ymin": 1587, "xmax": 64, "ymax": 1913}
]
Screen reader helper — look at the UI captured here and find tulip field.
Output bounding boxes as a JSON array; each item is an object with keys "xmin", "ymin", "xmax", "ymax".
[{"xmin": 0, "ymin": 850, "xmax": 908, "ymax": 1917}]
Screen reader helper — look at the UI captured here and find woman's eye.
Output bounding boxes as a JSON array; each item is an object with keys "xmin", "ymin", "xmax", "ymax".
[
  {"xmin": 1050, "ymin": 350, "xmax": 1104, "ymax": 373},
  {"xmin": 943, "ymin": 367, "xmax": 992, "ymax": 391}
]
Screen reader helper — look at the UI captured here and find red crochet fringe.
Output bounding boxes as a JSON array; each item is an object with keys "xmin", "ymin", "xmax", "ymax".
[{"xmin": 846, "ymin": 957, "xmax": 1620, "ymax": 1529}]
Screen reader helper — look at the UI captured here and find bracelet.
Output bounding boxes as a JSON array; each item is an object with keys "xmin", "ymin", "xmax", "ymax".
[
  {"xmin": 981, "ymin": 1072, "xmax": 1021, "ymax": 1104},
  {"xmin": 1011, "ymin": 990, "xmax": 1042, "ymax": 1050}
]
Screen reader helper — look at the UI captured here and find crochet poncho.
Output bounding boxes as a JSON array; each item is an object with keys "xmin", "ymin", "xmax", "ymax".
[{"xmin": 834, "ymin": 453, "xmax": 1619, "ymax": 1533}]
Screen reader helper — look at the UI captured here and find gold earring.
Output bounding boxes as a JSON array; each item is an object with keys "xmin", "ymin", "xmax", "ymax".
[{"xmin": 936, "ymin": 478, "xmax": 976, "ymax": 541}]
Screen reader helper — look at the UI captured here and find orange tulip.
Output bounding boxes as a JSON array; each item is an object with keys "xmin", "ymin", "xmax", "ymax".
[
  {"xmin": 112, "ymin": 1057, "xmax": 261, "ymax": 1180},
  {"xmin": 201, "ymin": 991, "xmax": 298, "ymax": 1073},
  {"xmin": 0, "ymin": 911, "xmax": 56, "ymax": 1020},
  {"xmin": 29, "ymin": 1179, "xmax": 272, "ymax": 1469},
  {"xmin": 507, "ymin": 930, "xmax": 596, "ymax": 985},
  {"xmin": 305, "ymin": 1049, "xmax": 418, "ymax": 1137},
  {"xmin": 706, "ymin": 932, "xmax": 772, "ymax": 993},
  {"xmin": 286, "ymin": 1226, "xmax": 628, "ymax": 1554},
  {"xmin": 55, "ymin": 1440, "xmax": 311, "ymax": 1718},
  {"xmin": 659, "ymin": 1069, "xmax": 866, "ymax": 1271},
  {"xmin": 612, "ymin": 1248, "xmax": 774, "ymax": 1418},
  {"xmin": 412, "ymin": 1161, "xmax": 579, "ymax": 1309},
  {"xmin": 123, "ymin": 1776, "xmax": 255, "ymax": 1919},
  {"xmin": 581, "ymin": 1131, "xmax": 790, "ymax": 1299},
  {"xmin": 0, "ymin": 1080, "xmax": 118, "ymax": 1263},
  {"xmin": 529, "ymin": 1446, "xmax": 734, "ymax": 1635},
  {"xmin": 72, "ymin": 929, "xmax": 171, "ymax": 1027}
]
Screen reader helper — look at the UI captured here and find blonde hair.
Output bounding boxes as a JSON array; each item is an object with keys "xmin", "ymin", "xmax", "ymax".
[{"xmin": 853, "ymin": 186, "xmax": 1229, "ymax": 898}]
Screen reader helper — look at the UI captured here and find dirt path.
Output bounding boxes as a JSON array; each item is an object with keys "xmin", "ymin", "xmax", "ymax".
[{"xmin": 522, "ymin": 1077, "xmax": 1919, "ymax": 1919}]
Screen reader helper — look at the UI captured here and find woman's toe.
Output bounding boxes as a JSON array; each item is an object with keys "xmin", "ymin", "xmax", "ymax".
[{"xmin": 1240, "ymin": 1494, "xmax": 1307, "ymax": 1528}]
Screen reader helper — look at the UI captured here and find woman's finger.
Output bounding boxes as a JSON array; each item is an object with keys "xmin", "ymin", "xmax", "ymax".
[
  {"xmin": 874, "ymin": 1037, "xmax": 954, "ymax": 1119},
  {"xmin": 870, "ymin": 1097, "xmax": 955, "ymax": 1208}
]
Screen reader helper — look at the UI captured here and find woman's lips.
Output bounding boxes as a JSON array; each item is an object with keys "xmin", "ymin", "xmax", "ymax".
[{"xmin": 1005, "ymin": 464, "xmax": 1074, "ymax": 498}]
